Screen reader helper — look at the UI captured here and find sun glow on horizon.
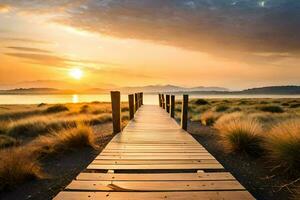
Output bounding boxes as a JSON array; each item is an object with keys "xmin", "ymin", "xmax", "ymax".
[{"xmin": 69, "ymin": 68, "xmax": 83, "ymax": 80}]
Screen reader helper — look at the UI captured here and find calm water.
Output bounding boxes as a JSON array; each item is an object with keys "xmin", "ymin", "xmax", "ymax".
[{"xmin": 0, "ymin": 94, "xmax": 299, "ymax": 105}]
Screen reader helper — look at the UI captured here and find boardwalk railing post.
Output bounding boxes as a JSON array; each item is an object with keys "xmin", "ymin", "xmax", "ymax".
[
  {"xmin": 170, "ymin": 95, "xmax": 175, "ymax": 118},
  {"xmin": 165, "ymin": 94, "xmax": 170, "ymax": 113},
  {"xmin": 128, "ymin": 94, "xmax": 134, "ymax": 120},
  {"xmin": 181, "ymin": 94, "xmax": 188, "ymax": 130},
  {"xmin": 162, "ymin": 94, "xmax": 165, "ymax": 109},
  {"xmin": 111, "ymin": 91, "xmax": 121, "ymax": 134},
  {"xmin": 158, "ymin": 94, "xmax": 162, "ymax": 107},
  {"xmin": 134, "ymin": 93, "xmax": 138, "ymax": 112},
  {"xmin": 141, "ymin": 92, "xmax": 144, "ymax": 105}
]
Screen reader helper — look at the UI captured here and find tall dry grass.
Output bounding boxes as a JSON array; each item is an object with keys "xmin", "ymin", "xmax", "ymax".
[
  {"xmin": 0, "ymin": 124, "xmax": 96, "ymax": 190},
  {"xmin": 200, "ymin": 111, "xmax": 220, "ymax": 126},
  {"xmin": 0, "ymin": 147, "xmax": 43, "ymax": 190},
  {"xmin": 214, "ymin": 113, "xmax": 264, "ymax": 156},
  {"xmin": 264, "ymin": 119, "xmax": 300, "ymax": 174}
]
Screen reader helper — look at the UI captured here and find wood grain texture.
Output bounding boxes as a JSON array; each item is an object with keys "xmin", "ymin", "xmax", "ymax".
[{"xmin": 54, "ymin": 105, "xmax": 255, "ymax": 200}]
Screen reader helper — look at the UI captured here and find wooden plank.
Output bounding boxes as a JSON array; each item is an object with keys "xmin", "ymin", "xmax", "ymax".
[
  {"xmin": 87, "ymin": 163, "xmax": 224, "ymax": 170},
  {"xmin": 76, "ymin": 172, "xmax": 235, "ymax": 181},
  {"xmin": 91, "ymin": 159, "xmax": 219, "ymax": 165},
  {"xmin": 54, "ymin": 191, "xmax": 254, "ymax": 200},
  {"xmin": 100, "ymin": 152, "xmax": 211, "ymax": 156},
  {"xmin": 66, "ymin": 180, "xmax": 245, "ymax": 191},
  {"xmin": 102, "ymin": 149, "xmax": 208, "ymax": 153},
  {"xmin": 96, "ymin": 155, "xmax": 215, "ymax": 160}
]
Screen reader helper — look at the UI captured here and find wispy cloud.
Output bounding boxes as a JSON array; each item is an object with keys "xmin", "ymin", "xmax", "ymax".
[
  {"xmin": 0, "ymin": 37, "xmax": 52, "ymax": 44},
  {"xmin": 6, "ymin": 46, "xmax": 52, "ymax": 53}
]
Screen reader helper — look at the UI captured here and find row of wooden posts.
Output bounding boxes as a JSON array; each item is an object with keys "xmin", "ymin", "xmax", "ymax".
[
  {"xmin": 158, "ymin": 94, "xmax": 189, "ymax": 131},
  {"xmin": 110, "ymin": 91, "xmax": 189, "ymax": 134},
  {"xmin": 110, "ymin": 91, "xmax": 143, "ymax": 134}
]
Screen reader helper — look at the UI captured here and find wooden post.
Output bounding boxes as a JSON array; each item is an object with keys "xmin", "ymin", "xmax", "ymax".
[
  {"xmin": 181, "ymin": 94, "xmax": 188, "ymax": 130},
  {"xmin": 111, "ymin": 91, "xmax": 121, "ymax": 134},
  {"xmin": 162, "ymin": 94, "xmax": 165, "ymax": 109},
  {"xmin": 170, "ymin": 95, "xmax": 175, "ymax": 118},
  {"xmin": 128, "ymin": 94, "xmax": 134, "ymax": 120},
  {"xmin": 141, "ymin": 92, "xmax": 144, "ymax": 105},
  {"xmin": 158, "ymin": 94, "xmax": 162, "ymax": 107},
  {"xmin": 134, "ymin": 93, "xmax": 138, "ymax": 112},
  {"xmin": 166, "ymin": 94, "xmax": 170, "ymax": 113}
]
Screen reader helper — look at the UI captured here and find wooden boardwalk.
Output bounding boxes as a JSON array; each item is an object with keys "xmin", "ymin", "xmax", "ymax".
[{"xmin": 54, "ymin": 105, "xmax": 255, "ymax": 200}]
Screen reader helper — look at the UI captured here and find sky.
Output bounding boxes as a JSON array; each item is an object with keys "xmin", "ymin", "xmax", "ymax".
[{"xmin": 0, "ymin": 0, "xmax": 299, "ymax": 90}]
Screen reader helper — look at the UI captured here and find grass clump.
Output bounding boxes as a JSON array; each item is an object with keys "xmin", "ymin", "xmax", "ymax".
[
  {"xmin": 215, "ymin": 105, "xmax": 229, "ymax": 112},
  {"xmin": 0, "ymin": 135, "xmax": 18, "ymax": 149},
  {"xmin": 214, "ymin": 113, "xmax": 264, "ymax": 156},
  {"xmin": 290, "ymin": 103, "xmax": 300, "ymax": 108},
  {"xmin": 34, "ymin": 124, "xmax": 96, "ymax": 155},
  {"xmin": 0, "ymin": 148, "xmax": 43, "ymax": 190},
  {"xmin": 200, "ymin": 111, "xmax": 220, "ymax": 126},
  {"xmin": 264, "ymin": 119, "xmax": 300, "ymax": 175},
  {"xmin": 194, "ymin": 99, "xmax": 209, "ymax": 105},
  {"xmin": 258, "ymin": 105, "xmax": 284, "ymax": 113},
  {"xmin": 45, "ymin": 104, "xmax": 69, "ymax": 113}
]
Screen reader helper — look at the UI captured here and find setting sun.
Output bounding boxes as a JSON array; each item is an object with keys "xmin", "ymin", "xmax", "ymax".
[{"xmin": 69, "ymin": 68, "xmax": 83, "ymax": 80}]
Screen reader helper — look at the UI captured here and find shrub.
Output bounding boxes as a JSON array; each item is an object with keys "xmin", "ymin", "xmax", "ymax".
[
  {"xmin": 37, "ymin": 103, "xmax": 47, "ymax": 107},
  {"xmin": 264, "ymin": 119, "xmax": 300, "ymax": 174},
  {"xmin": 35, "ymin": 124, "xmax": 96, "ymax": 154},
  {"xmin": 194, "ymin": 99, "xmax": 209, "ymax": 105},
  {"xmin": 0, "ymin": 148, "xmax": 43, "ymax": 190},
  {"xmin": 214, "ymin": 114, "xmax": 263, "ymax": 156},
  {"xmin": 215, "ymin": 105, "xmax": 229, "ymax": 112},
  {"xmin": 200, "ymin": 111, "xmax": 220, "ymax": 126},
  {"xmin": 80, "ymin": 105, "xmax": 90, "ymax": 113},
  {"xmin": 45, "ymin": 105, "xmax": 69, "ymax": 113},
  {"xmin": 290, "ymin": 103, "xmax": 300, "ymax": 108},
  {"xmin": 258, "ymin": 105, "xmax": 284, "ymax": 113},
  {"xmin": 0, "ymin": 135, "xmax": 18, "ymax": 149}
]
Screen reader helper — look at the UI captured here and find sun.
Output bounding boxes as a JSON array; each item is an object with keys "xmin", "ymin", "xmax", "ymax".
[{"xmin": 69, "ymin": 68, "xmax": 83, "ymax": 80}]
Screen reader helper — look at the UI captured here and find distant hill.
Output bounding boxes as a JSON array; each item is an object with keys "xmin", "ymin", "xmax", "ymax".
[
  {"xmin": 0, "ymin": 88, "xmax": 75, "ymax": 94},
  {"xmin": 0, "ymin": 85, "xmax": 299, "ymax": 95},
  {"xmin": 119, "ymin": 85, "xmax": 228, "ymax": 93},
  {"xmin": 240, "ymin": 86, "xmax": 300, "ymax": 95}
]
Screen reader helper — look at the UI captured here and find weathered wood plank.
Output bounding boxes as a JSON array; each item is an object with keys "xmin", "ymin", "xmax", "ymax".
[
  {"xmin": 76, "ymin": 172, "xmax": 235, "ymax": 181},
  {"xmin": 66, "ymin": 180, "xmax": 245, "ymax": 191},
  {"xmin": 87, "ymin": 163, "xmax": 224, "ymax": 170},
  {"xmin": 54, "ymin": 191, "xmax": 254, "ymax": 200}
]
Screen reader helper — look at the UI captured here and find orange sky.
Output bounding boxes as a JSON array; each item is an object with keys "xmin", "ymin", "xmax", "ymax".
[{"xmin": 0, "ymin": 1, "xmax": 299, "ymax": 90}]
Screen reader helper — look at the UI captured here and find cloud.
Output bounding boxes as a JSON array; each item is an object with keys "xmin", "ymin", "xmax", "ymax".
[
  {"xmin": 2, "ymin": 0, "xmax": 300, "ymax": 58},
  {"xmin": 0, "ymin": 3, "xmax": 11, "ymax": 13},
  {"xmin": 6, "ymin": 46, "xmax": 52, "ymax": 53},
  {"xmin": 4, "ymin": 52, "xmax": 67, "ymax": 67},
  {"xmin": 0, "ymin": 37, "xmax": 52, "ymax": 44}
]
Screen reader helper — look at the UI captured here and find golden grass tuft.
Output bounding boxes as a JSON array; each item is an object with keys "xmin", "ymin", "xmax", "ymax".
[
  {"xmin": 0, "ymin": 147, "xmax": 43, "ymax": 190},
  {"xmin": 33, "ymin": 124, "xmax": 96, "ymax": 155},
  {"xmin": 214, "ymin": 113, "xmax": 264, "ymax": 156},
  {"xmin": 264, "ymin": 119, "xmax": 300, "ymax": 174},
  {"xmin": 200, "ymin": 111, "xmax": 220, "ymax": 126}
]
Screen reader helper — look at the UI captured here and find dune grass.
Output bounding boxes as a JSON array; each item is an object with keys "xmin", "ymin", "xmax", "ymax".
[
  {"xmin": 45, "ymin": 104, "xmax": 69, "ymax": 113},
  {"xmin": 0, "ymin": 124, "xmax": 96, "ymax": 191},
  {"xmin": 0, "ymin": 147, "xmax": 43, "ymax": 191},
  {"xmin": 264, "ymin": 119, "xmax": 300, "ymax": 175},
  {"xmin": 200, "ymin": 111, "xmax": 220, "ymax": 126},
  {"xmin": 214, "ymin": 113, "xmax": 264, "ymax": 156}
]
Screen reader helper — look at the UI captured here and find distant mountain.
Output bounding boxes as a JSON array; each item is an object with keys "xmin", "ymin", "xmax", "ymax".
[
  {"xmin": 240, "ymin": 86, "xmax": 300, "ymax": 95},
  {"xmin": 119, "ymin": 85, "xmax": 229, "ymax": 93},
  {"xmin": 0, "ymin": 85, "xmax": 299, "ymax": 95},
  {"xmin": 0, "ymin": 88, "xmax": 75, "ymax": 94}
]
